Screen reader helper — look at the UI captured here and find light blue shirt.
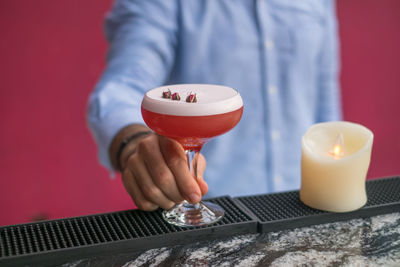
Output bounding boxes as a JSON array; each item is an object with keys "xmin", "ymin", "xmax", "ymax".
[{"xmin": 87, "ymin": 0, "xmax": 341, "ymax": 197}]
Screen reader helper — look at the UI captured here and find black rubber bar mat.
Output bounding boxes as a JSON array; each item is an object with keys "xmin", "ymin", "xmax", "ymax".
[
  {"xmin": 0, "ymin": 196, "xmax": 257, "ymax": 267},
  {"xmin": 1, "ymin": 177, "xmax": 399, "ymax": 266},
  {"xmin": 236, "ymin": 176, "xmax": 400, "ymax": 233}
]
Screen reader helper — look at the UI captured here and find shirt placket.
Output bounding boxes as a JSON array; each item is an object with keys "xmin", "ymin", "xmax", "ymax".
[{"xmin": 255, "ymin": 0, "xmax": 282, "ymax": 192}]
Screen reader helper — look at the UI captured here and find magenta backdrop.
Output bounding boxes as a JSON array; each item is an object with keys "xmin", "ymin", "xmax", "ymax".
[{"xmin": 0, "ymin": 0, "xmax": 399, "ymax": 226}]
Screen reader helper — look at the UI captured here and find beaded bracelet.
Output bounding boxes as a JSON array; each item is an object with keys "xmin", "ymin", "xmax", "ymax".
[{"xmin": 116, "ymin": 131, "xmax": 152, "ymax": 171}]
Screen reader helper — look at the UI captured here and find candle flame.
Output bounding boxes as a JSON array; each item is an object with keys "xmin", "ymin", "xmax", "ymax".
[
  {"xmin": 332, "ymin": 144, "xmax": 342, "ymax": 157},
  {"xmin": 330, "ymin": 133, "xmax": 344, "ymax": 159}
]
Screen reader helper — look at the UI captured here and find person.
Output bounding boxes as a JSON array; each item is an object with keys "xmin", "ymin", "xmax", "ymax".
[{"xmin": 87, "ymin": 0, "xmax": 342, "ymax": 211}]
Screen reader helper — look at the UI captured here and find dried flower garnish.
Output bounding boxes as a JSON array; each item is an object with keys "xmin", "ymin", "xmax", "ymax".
[
  {"xmin": 162, "ymin": 89, "xmax": 171, "ymax": 99},
  {"xmin": 186, "ymin": 92, "xmax": 197, "ymax": 103},
  {"xmin": 171, "ymin": 92, "xmax": 181, "ymax": 101}
]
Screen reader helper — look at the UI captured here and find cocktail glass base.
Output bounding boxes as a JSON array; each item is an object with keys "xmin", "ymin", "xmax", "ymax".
[{"xmin": 162, "ymin": 201, "xmax": 224, "ymax": 227}]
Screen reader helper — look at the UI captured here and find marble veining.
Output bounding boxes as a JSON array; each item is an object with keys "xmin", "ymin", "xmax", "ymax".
[{"xmin": 122, "ymin": 212, "xmax": 400, "ymax": 267}]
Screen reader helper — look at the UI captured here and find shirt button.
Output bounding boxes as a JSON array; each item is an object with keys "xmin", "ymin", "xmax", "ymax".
[
  {"xmin": 265, "ymin": 40, "xmax": 274, "ymax": 50},
  {"xmin": 268, "ymin": 85, "xmax": 277, "ymax": 96},
  {"xmin": 271, "ymin": 130, "xmax": 280, "ymax": 141}
]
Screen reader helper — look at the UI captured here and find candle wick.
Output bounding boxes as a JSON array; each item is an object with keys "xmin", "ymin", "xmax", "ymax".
[{"xmin": 330, "ymin": 133, "xmax": 344, "ymax": 159}]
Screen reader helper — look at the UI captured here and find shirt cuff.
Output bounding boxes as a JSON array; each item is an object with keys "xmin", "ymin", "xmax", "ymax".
[{"xmin": 87, "ymin": 97, "xmax": 145, "ymax": 176}]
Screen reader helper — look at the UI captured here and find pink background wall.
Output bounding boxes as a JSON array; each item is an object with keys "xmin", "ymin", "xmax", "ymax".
[{"xmin": 1, "ymin": 0, "xmax": 399, "ymax": 226}]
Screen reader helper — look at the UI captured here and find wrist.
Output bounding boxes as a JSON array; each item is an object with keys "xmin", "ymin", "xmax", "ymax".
[
  {"xmin": 116, "ymin": 131, "xmax": 152, "ymax": 171},
  {"xmin": 109, "ymin": 124, "xmax": 152, "ymax": 172}
]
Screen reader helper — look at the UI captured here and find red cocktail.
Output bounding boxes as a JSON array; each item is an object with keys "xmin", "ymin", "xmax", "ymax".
[
  {"xmin": 141, "ymin": 108, "xmax": 243, "ymax": 151},
  {"xmin": 141, "ymin": 84, "xmax": 243, "ymax": 227}
]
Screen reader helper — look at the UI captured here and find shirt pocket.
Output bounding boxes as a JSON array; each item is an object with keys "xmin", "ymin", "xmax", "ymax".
[{"xmin": 268, "ymin": 0, "xmax": 325, "ymax": 60}]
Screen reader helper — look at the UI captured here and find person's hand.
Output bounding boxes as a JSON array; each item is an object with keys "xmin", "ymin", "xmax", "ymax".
[{"xmin": 121, "ymin": 134, "xmax": 208, "ymax": 211}]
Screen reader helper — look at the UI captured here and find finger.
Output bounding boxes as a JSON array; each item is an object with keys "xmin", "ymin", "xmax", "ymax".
[
  {"xmin": 194, "ymin": 153, "xmax": 208, "ymax": 196},
  {"xmin": 128, "ymin": 153, "xmax": 175, "ymax": 210},
  {"xmin": 197, "ymin": 176, "xmax": 209, "ymax": 196},
  {"xmin": 121, "ymin": 168, "xmax": 158, "ymax": 211},
  {"xmin": 158, "ymin": 136, "xmax": 202, "ymax": 204},
  {"xmin": 195, "ymin": 153, "xmax": 206, "ymax": 179},
  {"xmin": 137, "ymin": 136, "xmax": 184, "ymax": 203}
]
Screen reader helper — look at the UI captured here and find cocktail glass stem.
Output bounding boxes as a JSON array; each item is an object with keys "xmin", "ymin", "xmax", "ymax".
[
  {"xmin": 162, "ymin": 149, "xmax": 225, "ymax": 227},
  {"xmin": 186, "ymin": 149, "xmax": 198, "ymax": 178}
]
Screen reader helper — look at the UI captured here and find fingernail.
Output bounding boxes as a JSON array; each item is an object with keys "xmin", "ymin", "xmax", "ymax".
[{"xmin": 188, "ymin": 193, "xmax": 200, "ymax": 203}]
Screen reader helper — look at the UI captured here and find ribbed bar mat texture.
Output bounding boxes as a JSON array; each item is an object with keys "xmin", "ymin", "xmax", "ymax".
[
  {"xmin": 0, "ymin": 196, "xmax": 257, "ymax": 266},
  {"xmin": 236, "ymin": 176, "xmax": 400, "ymax": 233},
  {"xmin": 1, "ymin": 177, "xmax": 399, "ymax": 266}
]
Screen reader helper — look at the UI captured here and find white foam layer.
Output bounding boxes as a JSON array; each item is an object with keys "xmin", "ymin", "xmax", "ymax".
[{"xmin": 142, "ymin": 84, "xmax": 243, "ymax": 116}]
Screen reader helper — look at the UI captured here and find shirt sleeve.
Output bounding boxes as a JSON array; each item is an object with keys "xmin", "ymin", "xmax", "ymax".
[
  {"xmin": 316, "ymin": 0, "xmax": 342, "ymax": 122},
  {"xmin": 87, "ymin": 0, "xmax": 178, "ymax": 172}
]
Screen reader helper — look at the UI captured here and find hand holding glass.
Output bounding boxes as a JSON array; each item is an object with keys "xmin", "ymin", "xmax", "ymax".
[{"xmin": 141, "ymin": 84, "xmax": 243, "ymax": 227}]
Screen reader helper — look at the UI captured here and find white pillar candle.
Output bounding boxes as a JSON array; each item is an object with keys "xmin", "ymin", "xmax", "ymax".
[{"xmin": 300, "ymin": 121, "xmax": 374, "ymax": 212}]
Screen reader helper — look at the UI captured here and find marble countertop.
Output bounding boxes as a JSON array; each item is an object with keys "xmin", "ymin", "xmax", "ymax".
[{"xmin": 66, "ymin": 212, "xmax": 400, "ymax": 266}]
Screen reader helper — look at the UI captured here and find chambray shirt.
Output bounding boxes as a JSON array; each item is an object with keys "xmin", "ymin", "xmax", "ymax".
[{"xmin": 87, "ymin": 0, "xmax": 342, "ymax": 197}]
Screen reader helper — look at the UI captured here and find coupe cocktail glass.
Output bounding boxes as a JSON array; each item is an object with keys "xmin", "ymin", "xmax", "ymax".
[{"xmin": 141, "ymin": 84, "xmax": 243, "ymax": 227}]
